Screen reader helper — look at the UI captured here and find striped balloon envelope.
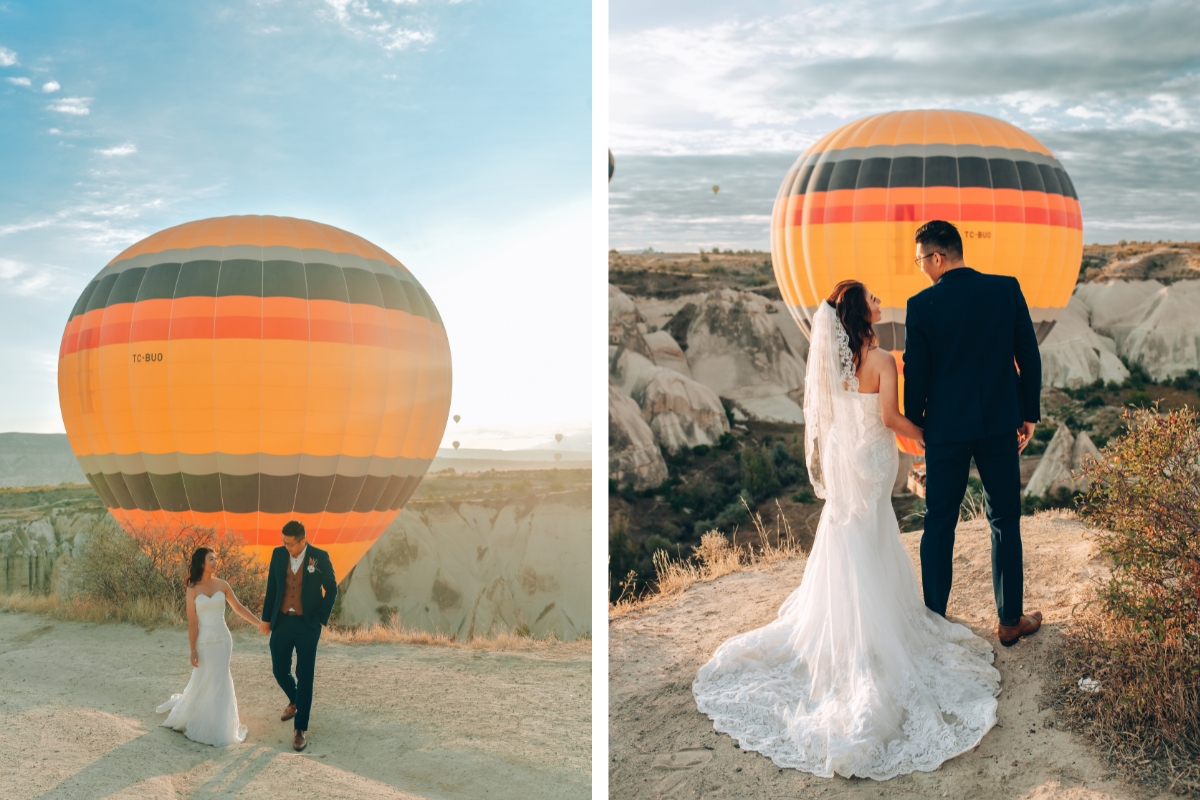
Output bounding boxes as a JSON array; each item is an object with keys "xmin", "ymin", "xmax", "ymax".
[
  {"xmin": 771, "ymin": 110, "xmax": 1082, "ymax": 453},
  {"xmin": 57, "ymin": 216, "xmax": 452, "ymax": 580}
]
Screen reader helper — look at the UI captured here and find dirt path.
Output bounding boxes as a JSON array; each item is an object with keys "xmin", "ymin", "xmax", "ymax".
[
  {"xmin": 609, "ymin": 513, "xmax": 1170, "ymax": 800},
  {"xmin": 0, "ymin": 615, "xmax": 590, "ymax": 800}
]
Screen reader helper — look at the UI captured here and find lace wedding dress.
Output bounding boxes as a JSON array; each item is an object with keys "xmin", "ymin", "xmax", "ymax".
[
  {"xmin": 156, "ymin": 590, "xmax": 249, "ymax": 747},
  {"xmin": 692, "ymin": 302, "xmax": 1001, "ymax": 780}
]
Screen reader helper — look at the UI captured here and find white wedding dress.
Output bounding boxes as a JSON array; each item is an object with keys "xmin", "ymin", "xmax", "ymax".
[
  {"xmin": 156, "ymin": 591, "xmax": 249, "ymax": 747},
  {"xmin": 692, "ymin": 302, "xmax": 1001, "ymax": 781}
]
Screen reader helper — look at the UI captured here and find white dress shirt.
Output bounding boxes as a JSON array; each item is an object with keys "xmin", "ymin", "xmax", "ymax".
[{"xmin": 289, "ymin": 543, "xmax": 308, "ymax": 575}]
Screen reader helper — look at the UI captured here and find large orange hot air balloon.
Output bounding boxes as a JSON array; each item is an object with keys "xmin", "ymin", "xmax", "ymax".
[
  {"xmin": 57, "ymin": 215, "xmax": 453, "ymax": 580},
  {"xmin": 771, "ymin": 110, "xmax": 1082, "ymax": 454}
]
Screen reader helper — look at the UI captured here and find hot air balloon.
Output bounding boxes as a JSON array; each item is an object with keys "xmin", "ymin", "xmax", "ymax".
[
  {"xmin": 554, "ymin": 433, "xmax": 563, "ymax": 443},
  {"xmin": 609, "ymin": 149, "xmax": 615, "ymax": 183},
  {"xmin": 57, "ymin": 215, "xmax": 453, "ymax": 580},
  {"xmin": 452, "ymin": 441, "xmax": 460, "ymax": 450},
  {"xmin": 712, "ymin": 185, "xmax": 720, "ymax": 195},
  {"xmin": 453, "ymin": 415, "xmax": 460, "ymax": 423},
  {"xmin": 554, "ymin": 452, "xmax": 562, "ymax": 462},
  {"xmin": 771, "ymin": 110, "xmax": 1082, "ymax": 454}
]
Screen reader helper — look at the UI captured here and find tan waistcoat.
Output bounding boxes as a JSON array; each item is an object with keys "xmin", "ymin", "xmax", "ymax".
[{"xmin": 280, "ymin": 560, "xmax": 304, "ymax": 615}]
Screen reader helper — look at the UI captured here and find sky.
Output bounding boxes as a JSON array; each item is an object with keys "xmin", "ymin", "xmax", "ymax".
[
  {"xmin": 0, "ymin": 0, "xmax": 591, "ymax": 451},
  {"xmin": 609, "ymin": 0, "xmax": 1200, "ymax": 250}
]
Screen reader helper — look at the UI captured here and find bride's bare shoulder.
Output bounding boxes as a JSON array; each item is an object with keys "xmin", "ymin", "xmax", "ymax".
[{"xmin": 864, "ymin": 347, "xmax": 895, "ymax": 370}]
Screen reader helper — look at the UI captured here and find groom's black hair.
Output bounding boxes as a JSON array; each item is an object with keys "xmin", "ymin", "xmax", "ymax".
[
  {"xmin": 282, "ymin": 520, "xmax": 306, "ymax": 540},
  {"xmin": 914, "ymin": 220, "xmax": 963, "ymax": 259}
]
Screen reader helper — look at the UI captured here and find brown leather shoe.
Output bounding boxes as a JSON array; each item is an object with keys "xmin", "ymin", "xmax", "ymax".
[
  {"xmin": 998, "ymin": 611, "xmax": 1043, "ymax": 647},
  {"xmin": 293, "ymin": 729, "xmax": 307, "ymax": 752},
  {"xmin": 281, "ymin": 703, "xmax": 297, "ymax": 722}
]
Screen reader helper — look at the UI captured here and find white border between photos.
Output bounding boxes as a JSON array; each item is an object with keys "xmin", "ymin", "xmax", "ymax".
[{"xmin": 591, "ymin": 0, "xmax": 609, "ymax": 793}]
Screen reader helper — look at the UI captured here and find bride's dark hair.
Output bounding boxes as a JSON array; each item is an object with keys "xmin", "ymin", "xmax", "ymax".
[
  {"xmin": 825, "ymin": 280, "xmax": 877, "ymax": 369},
  {"xmin": 187, "ymin": 547, "xmax": 213, "ymax": 587}
]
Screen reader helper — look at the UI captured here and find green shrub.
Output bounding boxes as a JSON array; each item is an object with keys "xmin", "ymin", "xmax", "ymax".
[{"xmin": 1124, "ymin": 390, "xmax": 1152, "ymax": 407}]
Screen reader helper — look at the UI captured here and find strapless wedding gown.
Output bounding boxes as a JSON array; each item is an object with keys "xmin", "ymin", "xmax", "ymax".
[
  {"xmin": 693, "ymin": 392, "xmax": 1001, "ymax": 780},
  {"xmin": 157, "ymin": 591, "xmax": 248, "ymax": 746}
]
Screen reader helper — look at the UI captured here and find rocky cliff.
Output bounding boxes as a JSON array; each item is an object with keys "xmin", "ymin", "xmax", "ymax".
[{"xmin": 338, "ymin": 483, "xmax": 591, "ymax": 641}]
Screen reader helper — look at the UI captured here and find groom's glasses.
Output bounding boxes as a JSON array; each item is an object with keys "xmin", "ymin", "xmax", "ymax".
[{"xmin": 913, "ymin": 251, "xmax": 946, "ymax": 267}]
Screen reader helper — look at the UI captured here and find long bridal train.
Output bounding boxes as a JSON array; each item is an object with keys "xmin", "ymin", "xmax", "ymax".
[{"xmin": 692, "ymin": 302, "xmax": 1002, "ymax": 781}]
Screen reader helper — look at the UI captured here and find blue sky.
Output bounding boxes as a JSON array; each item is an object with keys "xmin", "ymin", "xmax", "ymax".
[
  {"xmin": 609, "ymin": 0, "xmax": 1200, "ymax": 248},
  {"xmin": 0, "ymin": 0, "xmax": 591, "ymax": 448}
]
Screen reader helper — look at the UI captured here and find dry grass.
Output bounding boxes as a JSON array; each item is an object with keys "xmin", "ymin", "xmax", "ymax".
[
  {"xmin": 0, "ymin": 591, "xmax": 588, "ymax": 653},
  {"xmin": 1054, "ymin": 407, "xmax": 1200, "ymax": 794},
  {"xmin": 322, "ymin": 619, "xmax": 590, "ymax": 653},
  {"xmin": 610, "ymin": 498, "xmax": 805, "ymax": 618}
]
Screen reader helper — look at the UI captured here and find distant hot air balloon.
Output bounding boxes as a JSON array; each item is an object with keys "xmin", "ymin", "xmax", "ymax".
[
  {"xmin": 453, "ymin": 415, "xmax": 460, "ymax": 423},
  {"xmin": 771, "ymin": 110, "xmax": 1082, "ymax": 455},
  {"xmin": 712, "ymin": 185, "xmax": 720, "ymax": 195},
  {"xmin": 57, "ymin": 215, "xmax": 453, "ymax": 580},
  {"xmin": 554, "ymin": 452, "xmax": 562, "ymax": 462},
  {"xmin": 609, "ymin": 150, "xmax": 614, "ymax": 183},
  {"xmin": 452, "ymin": 441, "xmax": 460, "ymax": 450},
  {"xmin": 554, "ymin": 433, "xmax": 563, "ymax": 443}
]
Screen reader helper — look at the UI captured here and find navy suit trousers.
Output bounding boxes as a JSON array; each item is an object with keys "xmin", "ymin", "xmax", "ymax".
[
  {"xmin": 269, "ymin": 614, "xmax": 321, "ymax": 731},
  {"xmin": 921, "ymin": 430, "xmax": 1024, "ymax": 627}
]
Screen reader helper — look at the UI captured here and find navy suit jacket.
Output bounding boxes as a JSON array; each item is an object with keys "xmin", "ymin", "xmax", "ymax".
[
  {"xmin": 261, "ymin": 544, "xmax": 338, "ymax": 631},
  {"xmin": 902, "ymin": 267, "xmax": 1042, "ymax": 444}
]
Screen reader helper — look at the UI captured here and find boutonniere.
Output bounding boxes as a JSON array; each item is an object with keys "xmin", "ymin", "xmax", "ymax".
[{"xmin": 307, "ymin": 557, "xmax": 317, "ymax": 574}]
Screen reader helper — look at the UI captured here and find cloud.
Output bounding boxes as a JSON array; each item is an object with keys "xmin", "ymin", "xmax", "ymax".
[
  {"xmin": 319, "ymin": 0, "xmax": 435, "ymax": 51},
  {"xmin": 0, "ymin": 257, "xmax": 79, "ymax": 297},
  {"xmin": 96, "ymin": 143, "xmax": 137, "ymax": 157},
  {"xmin": 0, "ymin": 47, "xmax": 16, "ymax": 67},
  {"xmin": 611, "ymin": 0, "xmax": 1200, "ymax": 154},
  {"xmin": 6, "ymin": 76, "xmax": 31, "ymax": 87},
  {"xmin": 42, "ymin": 80, "xmax": 60, "ymax": 93},
  {"xmin": 47, "ymin": 97, "xmax": 91, "ymax": 115}
]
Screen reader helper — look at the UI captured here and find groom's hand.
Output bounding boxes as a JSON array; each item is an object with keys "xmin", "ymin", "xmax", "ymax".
[
  {"xmin": 258, "ymin": 620, "xmax": 271, "ymax": 635},
  {"xmin": 1017, "ymin": 421, "xmax": 1036, "ymax": 453}
]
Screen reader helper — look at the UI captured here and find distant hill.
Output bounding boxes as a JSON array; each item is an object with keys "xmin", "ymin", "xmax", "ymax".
[
  {"xmin": 0, "ymin": 433, "xmax": 86, "ymax": 488},
  {"xmin": 0, "ymin": 434, "xmax": 588, "ymax": 489}
]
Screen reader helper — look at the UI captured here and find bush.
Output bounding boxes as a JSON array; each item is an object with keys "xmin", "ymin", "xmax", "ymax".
[
  {"xmin": 1084, "ymin": 395, "xmax": 1105, "ymax": 408},
  {"xmin": 1060, "ymin": 407, "xmax": 1200, "ymax": 781},
  {"xmin": 76, "ymin": 520, "xmax": 267, "ymax": 624},
  {"xmin": 1124, "ymin": 390, "xmax": 1152, "ymax": 407}
]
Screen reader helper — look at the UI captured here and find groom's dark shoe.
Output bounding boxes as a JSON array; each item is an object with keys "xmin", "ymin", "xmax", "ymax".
[
  {"xmin": 281, "ymin": 703, "xmax": 297, "ymax": 722},
  {"xmin": 998, "ymin": 611, "xmax": 1043, "ymax": 647},
  {"xmin": 293, "ymin": 730, "xmax": 307, "ymax": 752}
]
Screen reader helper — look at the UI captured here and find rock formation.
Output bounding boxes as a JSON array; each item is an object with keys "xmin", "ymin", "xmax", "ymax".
[
  {"xmin": 1039, "ymin": 296, "xmax": 1130, "ymax": 388},
  {"xmin": 609, "ymin": 382, "xmax": 669, "ymax": 490},
  {"xmin": 338, "ymin": 494, "xmax": 590, "ymax": 641},
  {"xmin": 0, "ymin": 508, "xmax": 108, "ymax": 595},
  {"xmin": 636, "ymin": 367, "xmax": 728, "ymax": 453},
  {"xmin": 1073, "ymin": 279, "xmax": 1200, "ymax": 381},
  {"xmin": 642, "ymin": 330, "xmax": 691, "ymax": 377},
  {"xmin": 1023, "ymin": 424, "xmax": 1101, "ymax": 498},
  {"xmin": 609, "ymin": 286, "xmax": 731, "ymax": 457}
]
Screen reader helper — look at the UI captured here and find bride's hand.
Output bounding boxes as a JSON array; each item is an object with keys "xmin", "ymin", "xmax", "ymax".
[{"xmin": 190, "ymin": 649, "xmax": 199, "ymax": 668}]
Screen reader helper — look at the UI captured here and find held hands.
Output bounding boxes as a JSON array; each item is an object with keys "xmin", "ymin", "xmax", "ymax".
[
  {"xmin": 1017, "ymin": 421, "xmax": 1037, "ymax": 453},
  {"xmin": 190, "ymin": 649, "xmax": 199, "ymax": 668},
  {"xmin": 258, "ymin": 620, "xmax": 271, "ymax": 635}
]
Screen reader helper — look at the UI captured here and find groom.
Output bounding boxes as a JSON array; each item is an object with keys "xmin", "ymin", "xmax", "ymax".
[
  {"xmin": 902, "ymin": 220, "xmax": 1043, "ymax": 647},
  {"xmin": 262, "ymin": 520, "xmax": 338, "ymax": 751}
]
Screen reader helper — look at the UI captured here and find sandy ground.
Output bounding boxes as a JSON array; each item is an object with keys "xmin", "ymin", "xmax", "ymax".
[
  {"xmin": 609, "ymin": 513, "xmax": 1174, "ymax": 800},
  {"xmin": 0, "ymin": 617, "xmax": 589, "ymax": 800}
]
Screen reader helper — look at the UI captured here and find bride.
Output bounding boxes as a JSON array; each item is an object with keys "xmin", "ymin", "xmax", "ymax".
[
  {"xmin": 692, "ymin": 280, "xmax": 1001, "ymax": 780},
  {"xmin": 157, "ymin": 547, "xmax": 269, "ymax": 746}
]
